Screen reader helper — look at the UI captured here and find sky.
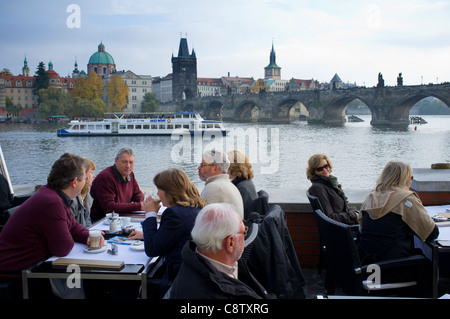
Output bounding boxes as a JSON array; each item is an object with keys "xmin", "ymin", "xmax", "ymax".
[{"xmin": 1, "ymin": 0, "xmax": 450, "ymax": 87}]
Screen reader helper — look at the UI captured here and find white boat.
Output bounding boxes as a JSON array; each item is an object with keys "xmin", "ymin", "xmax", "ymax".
[{"xmin": 56, "ymin": 112, "xmax": 229, "ymax": 137}]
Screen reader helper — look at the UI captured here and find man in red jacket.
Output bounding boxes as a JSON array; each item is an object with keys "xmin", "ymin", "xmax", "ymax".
[
  {"xmin": 90, "ymin": 147, "xmax": 144, "ymax": 222},
  {"xmin": 0, "ymin": 153, "xmax": 98, "ymax": 298}
]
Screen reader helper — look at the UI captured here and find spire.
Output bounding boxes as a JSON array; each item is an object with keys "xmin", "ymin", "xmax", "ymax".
[{"xmin": 22, "ymin": 53, "xmax": 30, "ymax": 76}]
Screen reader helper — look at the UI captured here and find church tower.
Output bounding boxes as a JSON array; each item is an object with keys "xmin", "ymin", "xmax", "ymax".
[
  {"xmin": 22, "ymin": 54, "xmax": 30, "ymax": 76},
  {"xmin": 264, "ymin": 42, "xmax": 281, "ymax": 80},
  {"xmin": 171, "ymin": 36, "xmax": 197, "ymax": 101}
]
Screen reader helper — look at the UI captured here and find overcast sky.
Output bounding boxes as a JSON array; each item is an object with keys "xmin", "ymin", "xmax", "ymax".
[{"xmin": 1, "ymin": 0, "xmax": 449, "ymax": 87}]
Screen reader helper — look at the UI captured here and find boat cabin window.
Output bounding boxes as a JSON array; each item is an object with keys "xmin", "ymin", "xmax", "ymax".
[
  {"xmin": 167, "ymin": 124, "xmax": 173, "ymax": 130},
  {"xmin": 135, "ymin": 125, "xmax": 142, "ymax": 129},
  {"xmin": 151, "ymin": 124, "xmax": 157, "ymax": 129},
  {"xmin": 79, "ymin": 125, "xmax": 85, "ymax": 130},
  {"xmin": 183, "ymin": 125, "xmax": 189, "ymax": 129},
  {"xmin": 144, "ymin": 125, "xmax": 150, "ymax": 129},
  {"xmin": 105, "ymin": 125, "xmax": 110, "ymax": 129},
  {"xmin": 207, "ymin": 124, "xmax": 213, "ymax": 129},
  {"xmin": 88, "ymin": 125, "xmax": 95, "ymax": 130},
  {"xmin": 159, "ymin": 124, "xmax": 166, "ymax": 129},
  {"xmin": 175, "ymin": 124, "xmax": 181, "ymax": 129},
  {"xmin": 201, "ymin": 124, "xmax": 206, "ymax": 129},
  {"xmin": 73, "ymin": 125, "xmax": 79, "ymax": 130},
  {"xmin": 119, "ymin": 125, "xmax": 126, "ymax": 130},
  {"xmin": 96, "ymin": 125, "xmax": 103, "ymax": 130},
  {"xmin": 127, "ymin": 125, "xmax": 133, "ymax": 129}
]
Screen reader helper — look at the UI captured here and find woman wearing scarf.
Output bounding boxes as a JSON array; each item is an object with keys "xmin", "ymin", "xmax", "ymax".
[{"xmin": 306, "ymin": 154, "xmax": 359, "ymax": 225}]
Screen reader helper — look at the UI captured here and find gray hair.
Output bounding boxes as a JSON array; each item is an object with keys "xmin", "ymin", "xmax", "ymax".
[
  {"xmin": 191, "ymin": 203, "xmax": 241, "ymax": 254},
  {"xmin": 115, "ymin": 147, "xmax": 135, "ymax": 160},
  {"xmin": 202, "ymin": 149, "xmax": 230, "ymax": 173}
]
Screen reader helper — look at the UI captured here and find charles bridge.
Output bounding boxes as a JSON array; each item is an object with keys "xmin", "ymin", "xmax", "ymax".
[{"xmin": 170, "ymin": 83, "xmax": 450, "ymax": 126}]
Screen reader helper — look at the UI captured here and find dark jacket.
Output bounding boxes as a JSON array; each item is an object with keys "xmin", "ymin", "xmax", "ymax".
[
  {"xmin": 308, "ymin": 175, "xmax": 358, "ymax": 224},
  {"xmin": 167, "ymin": 241, "xmax": 273, "ymax": 299},
  {"xmin": 245, "ymin": 205, "xmax": 306, "ymax": 299},
  {"xmin": 232, "ymin": 177, "xmax": 258, "ymax": 219},
  {"xmin": 142, "ymin": 204, "xmax": 200, "ymax": 282}
]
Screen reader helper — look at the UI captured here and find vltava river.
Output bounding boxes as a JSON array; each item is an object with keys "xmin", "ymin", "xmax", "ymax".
[{"xmin": 0, "ymin": 115, "xmax": 448, "ymax": 193}]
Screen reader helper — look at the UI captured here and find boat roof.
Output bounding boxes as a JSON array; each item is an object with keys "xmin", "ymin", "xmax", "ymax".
[{"xmin": 104, "ymin": 112, "xmax": 201, "ymax": 119}]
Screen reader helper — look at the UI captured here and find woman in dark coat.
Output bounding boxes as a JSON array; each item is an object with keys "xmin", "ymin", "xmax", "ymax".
[
  {"xmin": 306, "ymin": 154, "xmax": 359, "ymax": 224},
  {"xmin": 228, "ymin": 150, "xmax": 258, "ymax": 219}
]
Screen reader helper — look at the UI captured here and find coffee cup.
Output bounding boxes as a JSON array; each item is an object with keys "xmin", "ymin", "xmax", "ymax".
[
  {"xmin": 151, "ymin": 190, "xmax": 161, "ymax": 204},
  {"xmin": 89, "ymin": 230, "xmax": 102, "ymax": 249},
  {"xmin": 121, "ymin": 217, "xmax": 131, "ymax": 227}
]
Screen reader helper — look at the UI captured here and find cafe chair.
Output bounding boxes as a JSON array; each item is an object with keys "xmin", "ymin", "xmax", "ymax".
[
  {"xmin": 314, "ymin": 208, "xmax": 431, "ymax": 297},
  {"xmin": 243, "ymin": 204, "xmax": 306, "ymax": 299},
  {"xmin": 306, "ymin": 191, "xmax": 360, "ymax": 275}
]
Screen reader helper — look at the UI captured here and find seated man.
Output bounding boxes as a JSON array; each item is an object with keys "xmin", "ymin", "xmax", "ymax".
[
  {"xmin": 90, "ymin": 147, "xmax": 144, "ymax": 222},
  {"xmin": 167, "ymin": 203, "xmax": 274, "ymax": 299},
  {"xmin": 0, "ymin": 153, "xmax": 101, "ymax": 297},
  {"xmin": 198, "ymin": 150, "xmax": 244, "ymax": 219}
]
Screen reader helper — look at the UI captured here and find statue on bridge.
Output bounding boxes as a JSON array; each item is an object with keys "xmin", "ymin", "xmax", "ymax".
[
  {"xmin": 397, "ymin": 72, "xmax": 403, "ymax": 86},
  {"xmin": 377, "ymin": 72, "xmax": 385, "ymax": 88}
]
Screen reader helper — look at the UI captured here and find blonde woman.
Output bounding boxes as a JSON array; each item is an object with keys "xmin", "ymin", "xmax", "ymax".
[
  {"xmin": 227, "ymin": 150, "xmax": 258, "ymax": 219},
  {"xmin": 128, "ymin": 168, "xmax": 205, "ymax": 297},
  {"xmin": 357, "ymin": 161, "xmax": 438, "ymax": 265}
]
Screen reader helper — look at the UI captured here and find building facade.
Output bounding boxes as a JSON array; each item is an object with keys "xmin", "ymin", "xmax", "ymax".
[{"xmin": 111, "ymin": 70, "xmax": 152, "ymax": 112}]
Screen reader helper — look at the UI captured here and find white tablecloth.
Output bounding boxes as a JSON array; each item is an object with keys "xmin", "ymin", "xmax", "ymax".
[{"xmin": 47, "ymin": 220, "xmax": 152, "ymax": 266}]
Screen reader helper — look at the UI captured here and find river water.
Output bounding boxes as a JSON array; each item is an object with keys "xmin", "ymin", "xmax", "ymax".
[{"xmin": 0, "ymin": 115, "xmax": 448, "ymax": 193}]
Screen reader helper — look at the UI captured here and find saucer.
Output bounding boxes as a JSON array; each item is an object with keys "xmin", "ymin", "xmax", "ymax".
[
  {"xmin": 130, "ymin": 241, "xmax": 145, "ymax": 251},
  {"xmin": 84, "ymin": 245, "xmax": 108, "ymax": 254}
]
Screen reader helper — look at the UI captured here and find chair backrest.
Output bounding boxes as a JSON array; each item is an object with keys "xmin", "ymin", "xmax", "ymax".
[
  {"xmin": 313, "ymin": 209, "xmax": 364, "ymax": 295},
  {"xmin": 306, "ymin": 191, "xmax": 324, "ymax": 213}
]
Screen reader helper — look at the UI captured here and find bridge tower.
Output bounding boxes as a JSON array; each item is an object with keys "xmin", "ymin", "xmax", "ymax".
[
  {"xmin": 171, "ymin": 36, "xmax": 197, "ymax": 101},
  {"xmin": 264, "ymin": 42, "xmax": 281, "ymax": 80}
]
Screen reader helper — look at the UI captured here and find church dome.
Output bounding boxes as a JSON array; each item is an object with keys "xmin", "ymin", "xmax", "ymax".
[{"xmin": 88, "ymin": 42, "xmax": 115, "ymax": 65}]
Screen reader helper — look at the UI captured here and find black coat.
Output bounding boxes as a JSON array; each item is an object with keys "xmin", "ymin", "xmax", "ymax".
[
  {"xmin": 167, "ymin": 241, "xmax": 274, "ymax": 299},
  {"xmin": 245, "ymin": 205, "xmax": 306, "ymax": 299},
  {"xmin": 308, "ymin": 175, "xmax": 358, "ymax": 224},
  {"xmin": 232, "ymin": 178, "xmax": 258, "ymax": 219}
]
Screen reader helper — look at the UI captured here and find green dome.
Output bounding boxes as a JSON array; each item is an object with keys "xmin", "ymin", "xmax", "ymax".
[{"xmin": 88, "ymin": 42, "xmax": 115, "ymax": 65}]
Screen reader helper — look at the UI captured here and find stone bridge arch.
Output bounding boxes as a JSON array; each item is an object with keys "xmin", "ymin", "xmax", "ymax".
[
  {"xmin": 235, "ymin": 100, "xmax": 260, "ymax": 122},
  {"xmin": 203, "ymin": 100, "xmax": 223, "ymax": 120},
  {"xmin": 324, "ymin": 94, "xmax": 373, "ymax": 124}
]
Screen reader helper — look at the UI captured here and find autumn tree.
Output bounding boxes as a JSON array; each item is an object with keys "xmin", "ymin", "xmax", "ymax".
[
  {"xmin": 71, "ymin": 71, "xmax": 104, "ymax": 101},
  {"xmin": 106, "ymin": 75, "xmax": 128, "ymax": 112}
]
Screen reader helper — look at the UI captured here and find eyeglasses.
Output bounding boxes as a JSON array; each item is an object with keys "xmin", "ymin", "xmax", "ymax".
[
  {"xmin": 199, "ymin": 163, "xmax": 215, "ymax": 168},
  {"xmin": 315, "ymin": 163, "xmax": 330, "ymax": 172},
  {"xmin": 237, "ymin": 226, "xmax": 249, "ymax": 238}
]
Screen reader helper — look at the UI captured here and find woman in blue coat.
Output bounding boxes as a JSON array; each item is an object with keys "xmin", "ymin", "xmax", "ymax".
[{"xmin": 129, "ymin": 168, "xmax": 206, "ymax": 297}]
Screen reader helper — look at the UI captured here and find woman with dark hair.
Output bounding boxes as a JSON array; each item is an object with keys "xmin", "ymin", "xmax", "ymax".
[
  {"xmin": 128, "ymin": 167, "xmax": 206, "ymax": 297},
  {"xmin": 306, "ymin": 153, "xmax": 359, "ymax": 224}
]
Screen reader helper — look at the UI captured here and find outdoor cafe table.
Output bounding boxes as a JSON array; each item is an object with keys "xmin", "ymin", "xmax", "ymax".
[
  {"xmin": 414, "ymin": 204, "xmax": 450, "ymax": 298},
  {"xmin": 21, "ymin": 217, "xmax": 158, "ymax": 299}
]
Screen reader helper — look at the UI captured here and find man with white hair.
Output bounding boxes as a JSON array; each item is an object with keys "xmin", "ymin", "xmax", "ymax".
[
  {"xmin": 166, "ymin": 203, "xmax": 273, "ymax": 299},
  {"xmin": 198, "ymin": 149, "xmax": 244, "ymax": 219}
]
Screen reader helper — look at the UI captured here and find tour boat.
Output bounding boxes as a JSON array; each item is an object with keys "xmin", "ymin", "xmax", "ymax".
[{"xmin": 56, "ymin": 112, "xmax": 228, "ymax": 137}]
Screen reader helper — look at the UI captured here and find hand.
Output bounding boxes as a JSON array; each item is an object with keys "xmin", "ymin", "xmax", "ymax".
[
  {"xmin": 128, "ymin": 230, "xmax": 143, "ymax": 240},
  {"xmin": 142, "ymin": 196, "xmax": 161, "ymax": 213}
]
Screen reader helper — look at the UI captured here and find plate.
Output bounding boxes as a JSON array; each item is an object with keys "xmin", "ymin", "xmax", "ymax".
[
  {"xmin": 84, "ymin": 245, "xmax": 108, "ymax": 254},
  {"xmin": 130, "ymin": 241, "xmax": 145, "ymax": 251}
]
